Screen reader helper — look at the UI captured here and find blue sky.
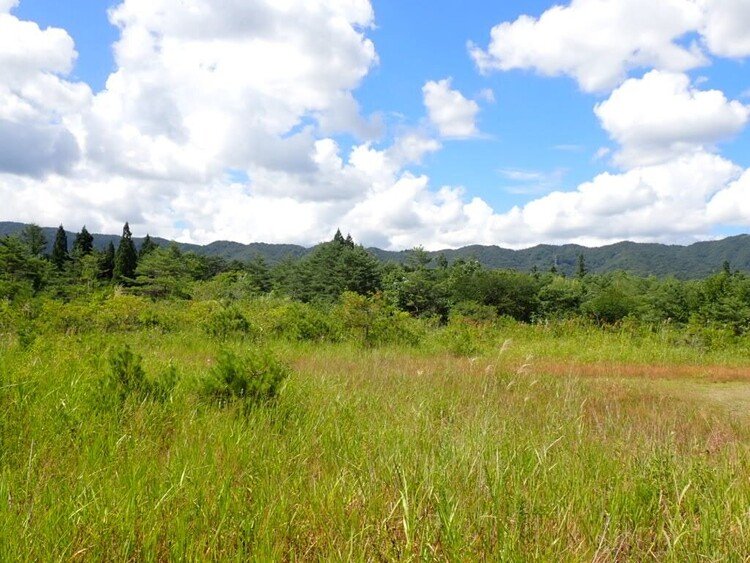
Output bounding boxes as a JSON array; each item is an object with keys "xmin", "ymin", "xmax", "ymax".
[{"xmin": 1, "ymin": 0, "xmax": 750, "ymax": 248}]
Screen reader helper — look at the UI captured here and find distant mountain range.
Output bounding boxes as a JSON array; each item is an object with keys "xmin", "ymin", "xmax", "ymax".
[{"xmin": 2, "ymin": 221, "xmax": 749, "ymax": 279}]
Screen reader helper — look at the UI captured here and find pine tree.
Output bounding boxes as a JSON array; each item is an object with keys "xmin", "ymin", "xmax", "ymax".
[
  {"xmin": 51, "ymin": 225, "xmax": 69, "ymax": 270},
  {"xmin": 576, "ymin": 253, "xmax": 587, "ymax": 279},
  {"xmin": 20, "ymin": 223, "xmax": 47, "ymax": 257},
  {"xmin": 100, "ymin": 241, "xmax": 115, "ymax": 280},
  {"xmin": 114, "ymin": 222, "xmax": 138, "ymax": 282},
  {"xmin": 333, "ymin": 229, "xmax": 345, "ymax": 245},
  {"xmin": 72, "ymin": 226, "xmax": 94, "ymax": 256},
  {"xmin": 139, "ymin": 234, "xmax": 158, "ymax": 258}
]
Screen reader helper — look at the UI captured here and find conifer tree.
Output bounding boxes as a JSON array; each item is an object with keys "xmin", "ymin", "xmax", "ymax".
[
  {"xmin": 577, "ymin": 253, "xmax": 587, "ymax": 279},
  {"xmin": 20, "ymin": 223, "xmax": 47, "ymax": 257},
  {"xmin": 139, "ymin": 234, "xmax": 158, "ymax": 258},
  {"xmin": 100, "ymin": 241, "xmax": 115, "ymax": 280},
  {"xmin": 51, "ymin": 225, "xmax": 69, "ymax": 270},
  {"xmin": 333, "ymin": 229, "xmax": 345, "ymax": 245},
  {"xmin": 72, "ymin": 226, "xmax": 94, "ymax": 256},
  {"xmin": 114, "ymin": 222, "xmax": 138, "ymax": 281}
]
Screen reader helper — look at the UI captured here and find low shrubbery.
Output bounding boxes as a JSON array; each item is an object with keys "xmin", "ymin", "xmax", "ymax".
[
  {"xmin": 201, "ymin": 348, "xmax": 290, "ymax": 409},
  {"xmin": 101, "ymin": 345, "xmax": 177, "ymax": 407}
]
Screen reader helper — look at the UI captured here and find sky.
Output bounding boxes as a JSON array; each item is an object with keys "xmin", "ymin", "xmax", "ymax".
[{"xmin": 1, "ymin": 0, "xmax": 749, "ymax": 250}]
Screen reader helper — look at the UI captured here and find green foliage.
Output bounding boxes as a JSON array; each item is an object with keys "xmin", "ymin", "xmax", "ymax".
[
  {"xmin": 275, "ymin": 234, "xmax": 381, "ymax": 302},
  {"xmin": 134, "ymin": 243, "xmax": 192, "ymax": 298},
  {"xmin": 338, "ymin": 291, "xmax": 424, "ymax": 347},
  {"xmin": 269, "ymin": 301, "xmax": 341, "ymax": 342},
  {"xmin": 202, "ymin": 305, "xmax": 259, "ymax": 340},
  {"xmin": 102, "ymin": 345, "xmax": 176, "ymax": 406},
  {"xmin": 438, "ymin": 318, "xmax": 484, "ymax": 356},
  {"xmin": 72, "ymin": 226, "xmax": 94, "ymax": 256},
  {"xmin": 201, "ymin": 348, "xmax": 290, "ymax": 408},
  {"xmin": 450, "ymin": 269, "xmax": 539, "ymax": 322},
  {"xmin": 583, "ymin": 284, "xmax": 639, "ymax": 324},
  {"xmin": 100, "ymin": 241, "xmax": 115, "ymax": 281},
  {"xmin": 138, "ymin": 233, "xmax": 158, "ymax": 258},
  {"xmin": 19, "ymin": 223, "xmax": 47, "ymax": 257},
  {"xmin": 51, "ymin": 225, "xmax": 69, "ymax": 270},
  {"xmin": 537, "ymin": 276, "xmax": 584, "ymax": 319},
  {"xmin": 114, "ymin": 222, "xmax": 138, "ymax": 282},
  {"xmin": 0, "ymin": 235, "xmax": 51, "ymax": 298}
]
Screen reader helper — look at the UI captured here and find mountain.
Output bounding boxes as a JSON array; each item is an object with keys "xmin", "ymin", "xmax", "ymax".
[{"xmin": 1, "ymin": 221, "xmax": 748, "ymax": 279}]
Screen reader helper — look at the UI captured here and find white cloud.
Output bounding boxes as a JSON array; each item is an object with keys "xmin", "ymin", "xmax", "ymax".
[
  {"xmin": 708, "ymin": 169, "xmax": 750, "ymax": 225},
  {"xmin": 0, "ymin": 1, "xmax": 18, "ymax": 14},
  {"xmin": 595, "ymin": 71, "xmax": 750, "ymax": 167},
  {"xmin": 700, "ymin": 0, "xmax": 750, "ymax": 59},
  {"xmin": 469, "ymin": 0, "xmax": 705, "ymax": 92},
  {"xmin": 422, "ymin": 78, "xmax": 480, "ymax": 139},
  {"xmin": 0, "ymin": 8, "xmax": 91, "ymax": 176},
  {"xmin": 2, "ymin": 0, "xmax": 750, "ymax": 252},
  {"xmin": 510, "ymin": 152, "xmax": 742, "ymax": 243}
]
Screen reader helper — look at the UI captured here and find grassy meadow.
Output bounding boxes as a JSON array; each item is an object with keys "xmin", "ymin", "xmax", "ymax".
[{"xmin": 2, "ymin": 295, "xmax": 750, "ymax": 560}]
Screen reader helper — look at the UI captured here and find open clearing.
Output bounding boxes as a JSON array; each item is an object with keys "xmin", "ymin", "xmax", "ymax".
[{"xmin": 2, "ymin": 323, "xmax": 750, "ymax": 559}]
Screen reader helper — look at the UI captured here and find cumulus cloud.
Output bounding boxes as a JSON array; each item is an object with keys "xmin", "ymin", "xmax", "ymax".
[
  {"xmin": 0, "ymin": 7, "xmax": 90, "ymax": 177},
  {"xmin": 595, "ymin": 71, "xmax": 750, "ymax": 167},
  {"xmin": 0, "ymin": 0, "xmax": 17, "ymax": 12},
  {"xmin": 83, "ymin": 0, "xmax": 378, "ymax": 184},
  {"xmin": 0, "ymin": 119, "xmax": 80, "ymax": 176},
  {"xmin": 700, "ymin": 0, "xmax": 750, "ymax": 59},
  {"xmin": 2, "ymin": 0, "xmax": 750, "ymax": 251},
  {"xmin": 423, "ymin": 78, "xmax": 480, "ymax": 139},
  {"xmin": 508, "ymin": 152, "xmax": 742, "ymax": 243},
  {"xmin": 469, "ymin": 0, "xmax": 705, "ymax": 92},
  {"xmin": 708, "ymin": 169, "xmax": 750, "ymax": 225}
]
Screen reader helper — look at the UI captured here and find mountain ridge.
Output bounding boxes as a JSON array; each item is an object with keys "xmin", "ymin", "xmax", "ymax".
[{"xmin": 1, "ymin": 221, "xmax": 748, "ymax": 279}]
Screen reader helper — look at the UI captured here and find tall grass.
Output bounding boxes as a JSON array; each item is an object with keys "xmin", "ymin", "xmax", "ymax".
[{"xmin": 0, "ymin": 298, "xmax": 749, "ymax": 559}]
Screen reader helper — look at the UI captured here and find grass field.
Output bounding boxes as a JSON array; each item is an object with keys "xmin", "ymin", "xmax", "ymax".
[{"xmin": 1, "ymin": 298, "xmax": 750, "ymax": 560}]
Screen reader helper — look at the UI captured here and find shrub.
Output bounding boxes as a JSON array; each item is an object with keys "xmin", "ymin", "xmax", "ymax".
[
  {"xmin": 202, "ymin": 349, "xmax": 290, "ymax": 409},
  {"xmin": 102, "ymin": 345, "xmax": 177, "ymax": 406},
  {"xmin": 338, "ymin": 292, "xmax": 424, "ymax": 347},
  {"xmin": 269, "ymin": 301, "xmax": 340, "ymax": 342},
  {"xmin": 203, "ymin": 305, "xmax": 259, "ymax": 340}
]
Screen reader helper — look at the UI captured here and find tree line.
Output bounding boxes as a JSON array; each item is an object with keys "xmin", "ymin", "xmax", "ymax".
[{"xmin": 2, "ymin": 224, "xmax": 749, "ymax": 334}]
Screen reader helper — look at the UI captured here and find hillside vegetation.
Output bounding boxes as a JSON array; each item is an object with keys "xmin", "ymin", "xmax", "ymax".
[
  {"xmin": 2, "ymin": 223, "xmax": 750, "ymax": 558},
  {"xmin": 2, "ymin": 221, "xmax": 749, "ymax": 278}
]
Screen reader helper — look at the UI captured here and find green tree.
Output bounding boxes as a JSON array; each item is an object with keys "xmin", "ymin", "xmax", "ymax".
[
  {"xmin": 114, "ymin": 222, "xmax": 138, "ymax": 282},
  {"xmin": 20, "ymin": 223, "xmax": 47, "ymax": 257},
  {"xmin": 139, "ymin": 234, "xmax": 158, "ymax": 258},
  {"xmin": 72, "ymin": 226, "xmax": 94, "ymax": 256},
  {"xmin": 275, "ymin": 234, "xmax": 381, "ymax": 302},
  {"xmin": 100, "ymin": 241, "xmax": 115, "ymax": 280},
  {"xmin": 135, "ymin": 243, "xmax": 191, "ymax": 298},
  {"xmin": 51, "ymin": 225, "xmax": 69, "ymax": 270},
  {"xmin": 576, "ymin": 253, "xmax": 587, "ymax": 279},
  {"xmin": 0, "ymin": 236, "xmax": 51, "ymax": 298}
]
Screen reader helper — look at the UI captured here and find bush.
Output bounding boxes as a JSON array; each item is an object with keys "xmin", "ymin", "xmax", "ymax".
[
  {"xmin": 203, "ymin": 305, "xmax": 259, "ymax": 340},
  {"xmin": 102, "ymin": 345, "xmax": 176, "ymax": 407},
  {"xmin": 269, "ymin": 301, "xmax": 340, "ymax": 342},
  {"xmin": 338, "ymin": 292, "xmax": 424, "ymax": 347},
  {"xmin": 202, "ymin": 349, "xmax": 290, "ymax": 409}
]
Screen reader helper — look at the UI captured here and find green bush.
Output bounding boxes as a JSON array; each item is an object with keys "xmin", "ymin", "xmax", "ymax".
[
  {"xmin": 102, "ymin": 345, "xmax": 176, "ymax": 407},
  {"xmin": 203, "ymin": 305, "xmax": 259, "ymax": 340},
  {"xmin": 202, "ymin": 349, "xmax": 290, "ymax": 409},
  {"xmin": 269, "ymin": 301, "xmax": 340, "ymax": 342}
]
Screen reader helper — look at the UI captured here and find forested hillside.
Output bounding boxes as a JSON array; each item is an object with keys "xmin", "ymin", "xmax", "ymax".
[{"xmin": 1, "ymin": 221, "xmax": 749, "ymax": 278}]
